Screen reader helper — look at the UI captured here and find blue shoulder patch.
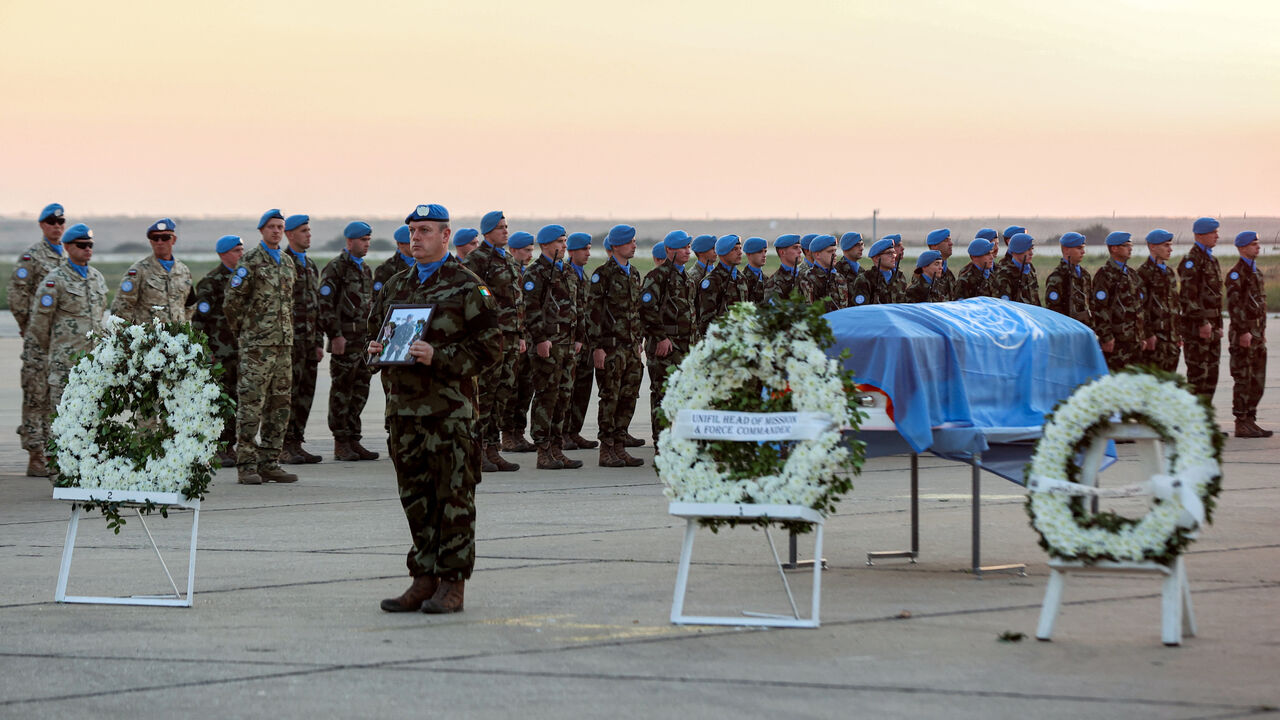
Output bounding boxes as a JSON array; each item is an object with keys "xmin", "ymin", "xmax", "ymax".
[
  {"xmin": 121, "ymin": 280, "xmax": 134, "ymax": 292},
  {"xmin": 524, "ymin": 280, "xmax": 535, "ymax": 291},
  {"xmin": 642, "ymin": 292, "xmax": 653, "ymax": 303},
  {"xmin": 373, "ymin": 281, "xmax": 383, "ymax": 291},
  {"xmin": 1095, "ymin": 290, "xmax": 1107, "ymax": 300},
  {"xmin": 700, "ymin": 278, "xmax": 711, "ymax": 289},
  {"xmin": 319, "ymin": 284, "xmax": 332, "ymax": 296},
  {"xmin": 854, "ymin": 294, "xmax": 865, "ymax": 305},
  {"xmin": 40, "ymin": 294, "xmax": 53, "ymax": 307},
  {"xmin": 197, "ymin": 301, "xmax": 211, "ymax": 314},
  {"xmin": 230, "ymin": 276, "xmax": 243, "ymax": 288},
  {"xmin": 16, "ymin": 267, "xmax": 28, "ymax": 279},
  {"xmin": 590, "ymin": 274, "xmax": 600, "ymax": 284},
  {"xmin": 1184, "ymin": 260, "xmax": 1193, "ymax": 269},
  {"xmin": 236, "ymin": 267, "xmax": 249, "ymax": 277},
  {"xmin": 1048, "ymin": 291, "xmax": 1059, "ymax": 301},
  {"xmin": 1229, "ymin": 271, "xmax": 1239, "ymax": 280}
]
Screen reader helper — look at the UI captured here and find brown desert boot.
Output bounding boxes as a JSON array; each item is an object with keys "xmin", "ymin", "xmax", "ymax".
[
  {"xmin": 485, "ymin": 444, "xmax": 520, "ymax": 472},
  {"xmin": 351, "ymin": 440, "xmax": 380, "ymax": 460},
  {"xmin": 615, "ymin": 445, "xmax": 644, "ymax": 467},
  {"xmin": 334, "ymin": 440, "xmax": 361, "ymax": 462},
  {"xmin": 503, "ymin": 431, "xmax": 536, "ymax": 453},
  {"xmin": 259, "ymin": 464, "xmax": 299, "ymax": 483},
  {"xmin": 552, "ymin": 443, "xmax": 583, "ymax": 469},
  {"xmin": 298, "ymin": 444, "xmax": 322, "ymax": 464},
  {"xmin": 278, "ymin": 441, "xmax": 307, "ymax": 465},
  {"xmin": 381, "ymin": 576, "xmax": 438, "ymax": 612},
  {"xmin": 216, "ymin": 448, "xmax": 238, "ymax": 468},
  {"xmin": 622, "ymin": 432, "xmax": 645, "ymax": 448},
  {"xmin": 1248, "ymin": 420, "xmax": 1273, "ymax": 438},
  {"xmin": 1235, "ymin": 421, "xmax": 1264, "ymax": 439},
  {"xmin": 237, "ymin": 467, "xmax": 263, "ymax": 485},
  {"xmin": 569, "ymin": 432, "xmax": 598, "ymax": 450},
  {"xmin": 26, "ymin": 451, "xmax": 49, "ymax": 478},
  {"xmin": 598, "ymin": 440, "xmax": 625, "ymax": 468},
  {"xmin": 536, "ymin": 446, "xmax": 564, "ymax": 470},
  {"xmin": 561, "ymin": 434, "xmax": 579, "ymax": 451},
  {"xmin": 420, "ymin": 579, "xmax": 465, "ymax": 614}
]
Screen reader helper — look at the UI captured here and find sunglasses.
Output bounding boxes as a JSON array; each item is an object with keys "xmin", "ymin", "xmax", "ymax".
[
  {"xmin": 68, "ymin": 241, "xmax": 94, "ymax": 249},
  {"xmin": 43, "ymin": 218, "xmax": 66, "ymax": 226},
  {"xmin": 150, "ymin": 234, "xmax": 176, "ymax": 242}
]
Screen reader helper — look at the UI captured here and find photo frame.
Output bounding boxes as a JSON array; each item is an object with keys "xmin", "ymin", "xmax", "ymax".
[{"xmin": 369, "ymin": 304, "xmax": 436, "ymax": 365}]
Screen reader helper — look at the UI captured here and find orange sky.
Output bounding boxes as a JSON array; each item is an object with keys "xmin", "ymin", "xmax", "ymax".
[{"xmin": 2, "ymin": 0, "xmax": 1277, "ymax": 219}]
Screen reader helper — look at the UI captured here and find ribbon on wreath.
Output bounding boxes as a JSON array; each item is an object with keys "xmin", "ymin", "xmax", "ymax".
[{"xmin": 1028, "ymin": 462, "xmax": 1215, "ymax": 530}]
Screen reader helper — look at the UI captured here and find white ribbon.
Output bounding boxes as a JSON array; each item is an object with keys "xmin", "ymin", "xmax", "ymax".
[
  {"xmin": 1029, "ymin": 461, "xmax": 1216, "ymax": 530},
  {"xmin": 672, "ymin": 410, "xmax": 834, "ymax": 441}
]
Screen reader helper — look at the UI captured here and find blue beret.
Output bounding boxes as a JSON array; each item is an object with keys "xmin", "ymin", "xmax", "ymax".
[
  {"xmin": 39, "ymin": 203, "xmax": 64, "ymax": 222},
  {"xmin": 743, "ymin": 236, "xmax": 767, "ymax": 254},
  {"xmin": 886, "ymin": 233, "xmax": 903, "ymax": 245},
  {"xmin": 508, "ymin": 231, "xmax": 535, "ymax": 249},
  {"xmin": 605, "ymin": 224, "xmax": 636, "ymax": 249},
  {"xmin": 967, "ymin": 238, "xmax": 994, "ymax": 257},
  {"xmin": 715, "ymin": 234, "xmax": 741, "ymax": 255},
  {"xmin": 651, "ymin": 243, "xmax": 667, "ymax": 259},
  {"xmin": 215, "ymin": 235, "xmax": 243, "ymax": 254},
  {"xmin": 481, "ymin": 211, "xmax": 504, "ymax": 235},
  {"xmin": 64, "ymin": 223, "xmax": 93, "ymax": 242},
  {"xmin": 1193, "ymin": 217, "xmax": 1219, "ymax": 235},
  {"xmin": 1105, "ymin": 231, "xmax": 1131, "ymax": 246},
  {"xmin": 147, "ymin": 218, "xmax": 176, "ymax": 235},
  {"xmin": 691, "ymin": 234, "xmax": 717, "ymax": 253},
  {"xmin": 537, "ymin": 224, "xmax": 567, "ymax": 245},
  {"xmin": 1008, "ymin": 233, "xmax": 1034, "ymax": 254},
  {"xmin": 257, "ymin": 208, "xmax": 284, "ymax": 229},
  {"xmin": 394, "ymin": 225, "xmax": 411, "ymax": 244},
  {"xmin": 775, "ymin": 234, "xmax": 800, "ymax": 249},
  {"xmin": 663, "ymin": 230, "xmax": 691, "ymax": 249},
  {"xmin": 1003, "ymin": 225, "xmax": 1026, "ymax": 239},
  {"xmin": 284, "ymin": 214, "xmax": 309, "ymax": 232},
  {"xmin": 799, "ymin": 233, "xmax": 818, "ymax": 250},
  {"xmin": 809, "ymin": 234, "xmax": 836, "ymax": 252},
  {"xmin": 405, "ymin": 203, "xmax": 449, "ymax": 223},
  {"xmin": 1059, "ymin": 232, "xmax": 1086, "ymax": 248},
  {"xmin": 1145, "ymin": 229, "xmax": 1173, "ymax": 245},
  {"xmin": 567, "ymin": 232, "xmax": 592, "ymax": 251},
  {"xmin": 916, "ymin": 249, "xmax": 942, "ymax": 269},
  {"xmin": 869, "ymin": 238, "xmax": 894, "ymax": 257},
  {"xmin": 344, "ymin": 221, "xmax": 372, "ymax": 239},
  {"xmin": 453, "ymin": 228, "xmax": 479, "ymax": 246},
  {"xmin": 839, "ymin": 232, "xmax": 863, "ymax": 251},
  {"xmin": 926, "ymin": 228, "xmax": 951, "ymax": 246},
  {"xmin": 976, "ymin": 228, "xmax": 998, "ymax": 241},
  {"xmin": 1235, "ymin": 231, "xmax": 1259, "ymax": 247}
]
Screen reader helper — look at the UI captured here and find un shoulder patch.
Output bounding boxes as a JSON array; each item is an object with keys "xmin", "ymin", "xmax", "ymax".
[
  {"xmin": 1000, "ymin": 294, "xmax": 1010, "ymax": 301},
  {"xmin": 591, "ymin": 274, "xmax": 601, "ymax": 284},
  {"xmin": 121, "ymin": 280, "xmax": 134, "ymax": 292},
  {"xmin": 524, "ymin": 280, "xmax": 535, "ymax": 291},
  {"xmin": 1048, "ymin": 291, "xmax": 1059, "ymax": 301},
  {"xmin": 1184, "ymin": 260, "xmax": 1193, "ymax": 269},
  {"xmin": 642, "ymin": 292, "xmax": 653, "ymax": 303},
  {"xmin": 15, "ymin": 267, "xmax": 27, "ymax": 279},
  {"xmin": 320, "ymin": 284, "xmax": 332, "ymax": 296},
  {"xmin": 40, "ymin": 294, "xmax": 53, "ymax": 307},
  {"xmin": 700, "ymin": 278, "xmax": 711, "ymax": 289},
  {"xmin": 236, "ymin": 267, "xmax": 249, "ymax": 277},
  {"xmin": 1230, "ymin": 271, "xmax": 1239, "ymax": 280},
  {"xmin": 373, "ymin": 281, "xmax": 383, "ymax": 291},
  {"xmin": 854, "ymin": 294, "xmax": 865, "ymax": 305},
  {"xmin": 1095, "ymin": 290, "xmax": 1107, "ymax": 300},
  {"xmin": 230, "ymin": 276, "xmax": 243, "ymax": 288},
  {"xmin": 197, "ymin": 301, "xmax": 211, "ymax": 314}
]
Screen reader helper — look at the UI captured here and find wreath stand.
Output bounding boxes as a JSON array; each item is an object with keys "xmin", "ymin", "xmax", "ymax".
[
  {"xmin": 1033, "ymin": 423, "xmax": 1196, "ymax": 646},
  {"xmin": 669, "ymin": 502, "xmax": 824, "ymax": 628},
  {"xmin": 53, "ymin": 488, "xmax": 200, "ymax": 608}
]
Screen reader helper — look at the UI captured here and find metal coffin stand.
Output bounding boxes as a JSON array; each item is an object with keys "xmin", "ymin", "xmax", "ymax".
[{"xmin": 53, "ymin": 488, "xmax": 200, "ymax": 608}]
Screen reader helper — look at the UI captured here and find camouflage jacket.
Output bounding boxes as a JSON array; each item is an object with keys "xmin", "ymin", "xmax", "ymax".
[
  {"xmin": 848, "ymin": 268, "xmax": 901, "ymax": 307},
  {"xmin": 903, "ymin": 274, "xmax": 946, "ymax": 304},
  {"xmin": 686, "ymin": 260, "xmax": 712, "ymax": 290},
  {"xmin": 1225, "ymin": 259, "xmax": 1266, "ymax": 342},
  {"xmin": 765, "ymin": 265, "xmax": 802, "ymax": 304},
  {"xmin": 1136, "ymin": 257, "xmax": 1179, "ymax": 343},
  {"xmin": 523, "ymin": 255, "xmax": 575, "ymax": 344},
  {"xmin": 954, "ymin": 262, "xmax": 992, "ymax": 299},
  {"xmin": 639, "ymin": 262, "xmax": 695, "ymax": 346},
  {"xmin": 1177, "ymin": 243, "xmax": 1223, "ymax": 333},
  {"xmin": 224, "ymin": 244, "xmax": 295, "ymax": 347},
  {"xmin": 833, "ymin": 257, "xmax": 861, "ymax": 293},
  {"xmin": 565, "ymin": 262, "xmax": 589, "ymax": 346},
  {"xmin": 696, "ymin": 262, "xmax": 747, "ymax": 337},
  {"xmin": 742, "ymin": 265, "xmax": 767, "ymax": 305},
  {"xmin": 367, "ymin": 256, "xmax": 501, "ymax": 419},
  {"xmin": 374, "ymin": 251, "xmax": 415, "ymax": 295},
  {"xmin": 934, "ymin": 264, "xmax": 957, "ymax": 301},
  {"xmin": 799, "ymin": 264, "xmax": 847, "ymax": 312},
  {"xmin": 1043, "ymin": 261, "xmax": 1093, "ymax": 327},
  {"xmin": 462, "ymin": 242, "xmax": 524, "ymax": 336},
  {"xmin": 587, "ymin": 257, "xmax": 642, "ymax": 349},
  {"xmin": 1090, "ymin": 260, "xmax": 1144, "ymax": 346},
  {"xmin": 8, "ymin": 240, "xmax": 64, "ymax": 334},
  {"xmin": 109, "ymin": 254, "xmax": 194, "ymax": 324},
  {"xmin": 27, "ymin": 264, "xmax": 107, "ymax": 384},
  {"xmin": 319, "ymin": 249, "xmax": 374, "ymax": 346},
  {"xmin": 991, "ymin": 255, "xmax": 1041, "ymax": 306},
  {"xmin": 191, "ymin": 264, "xmax": 239, "ymax": 374},
  {"xmin": 285, "ymin": 247, "xmax": 322, "ymax": 350}
]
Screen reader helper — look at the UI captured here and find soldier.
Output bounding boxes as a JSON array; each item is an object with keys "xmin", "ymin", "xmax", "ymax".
[
  {"xmin": 686, "ymin": 234, "xmax": 717, "ymax": 288},
  {"xmin": 925, "ymin": 228, "xmax": 957, "ymax": 301},
  {"xmin": 278, "ymin": 214, "xmax": 324, "ymax": 464},
  {"xmin": 1043, "ymin": 232, "xmax": 1092, "ymax": 326},
  {"xmin": 1091, "ymin": 232, "xmax": 1144, "ymax": 371},
  {"xmin": 696, "ymin": 234, "xmax": 747, "ymax": 336},
  {"xmin": 1137, "ymin": 229, "xmax": 1180, "ymax": 372},
  {"xmin": 799, "ymin": 233, "xmax": 818, "ymax": 268},
  {"xmin": 1225, "ymin": 231, "xmax": 1270, "ymax": 438},
  {"xmin": 375, "ymin": 224, "xmax": 414, "ymax": 295},
  {"xmin": 848, "ymin": 238, "xmax": 902, "ymax": 307},
  {"xmin": 800, "ymin": 234, "xmax": 847, "ymax": 311},
  {"xmin": 192, "ymin": 235, "xmax": 245, "ymax": 467},
  {"xmin": 502, "ymin": 231, "xmax": 538, "ymax": 453},
  {"xmin": 765, "ymin": 234, "xmax": 803, "ymax": 303},
  {"xmin": 640, "ymin": 230, "xmax": 695, "ymax": 446},
  {"xmin": 887, "ymin": 234, "xmax": 908, "ymax": 297},
  {"xmin": 320, "ymin": 221, "xmax": 379, "ymax": 462},
  {"xmin": 110, "ymin": 218, "xmax": 195, "ymax": 324},
  {"xmin": 904, "ymin": 249, "xmax": 947, "ymax": 303},
  {"xmin": 561, "ymin": 232, "xmax": 599, "ymax": 451},
  {"xmin": 223, "ymin": 208, "xmax": 299, "ymax": 485},
  {"xmin": 587, "ymin": 225, "xmax": 645, "ymax": 467},
  {"xmin": 991, "ymin": 233, "xmax": 1041, "ymax": 305},
  {"xmin": 651, "ymin": 242, "xmax": 667, "ymax": 268},
  {"xmin": 955, "ymin": 237, "xmax": 996, "ymax": 299},
  {"xmin": 453, "ymin": 227, "xmax": 481, "ymax": 261},
  {"xmin": 26, "ymin": 223, "xmax": 107, "ymax": 419},
  {"xmin": 1001, "ymin": 225, "xmax": 1026, "ymax": 257},
  {"xmin": 523, "ymin": 224, "xmax": 582, "ymax": 470},
  {"xmin": 9, "ymin": 202, "xmax": 66, "ymax": 476},
  {"xmin": 742, "ymin": 236, "xmax": 768, "ymax": 305},
  {"xmin": 834, "ymin": 232, "xmax": 863, "ymax": 291},
  {"xmin": 1178, "ymin": 217, "xmax": 1224, "ymax": 400},
  {"xmin": 371, "ymin": 203, "xmax": 501, "ymax": 615},
  {"xmin": 462, "ymin": 211, "xmax": 524, "ymax": 470}
]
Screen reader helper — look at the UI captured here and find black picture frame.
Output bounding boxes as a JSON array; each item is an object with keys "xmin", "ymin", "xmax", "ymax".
[{"xmin": 369, "ymin": 304, "xmax": 436, "ymax": 366}]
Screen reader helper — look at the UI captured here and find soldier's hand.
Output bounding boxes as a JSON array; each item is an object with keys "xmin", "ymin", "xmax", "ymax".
[
  {"xmin": 536, "ymin": 340, "xmax": 552, "ymax": 358},
  {"xmin": 593, "ymin": 348, "xmax": 606, "ymax": 370},
  {"xmin": 656, "ymin": 338, "xmax": 673, "ymax": 358},
  {"xmin": 573, "ymin": 341, "xmax": 582, "ymax": 354},
  {"xmin": 519, "ymin": 338, "xmax": 527, "ymax": 353},
  {"xmin": 1199, "ymin": 322, "xmax": 1212, "ymax": 340},
  {"xmin": 1239, "ymin": 332, "xmax": 1253, "ymax": 348},
  {"xmin": 410, "ymin": 340, "xmax": 435, "ymax": 366},
  {"xmin": 1142, "ymin": 336, "xmax": 1156, "ymax": 351},
  {"xmin": 367, "ymin": 340, "xmax": 383, "ymax": 355},
  {"xmin": 331, "ymin": 336, "xmax": 347, "ymax": 355},
  {"xmin": 315, "ymin": 345, "xmax": 325, "ymax": 362},
  {"xmin": 1100, "ymin": 339, "xmax": 1115, "ymax": 353}
]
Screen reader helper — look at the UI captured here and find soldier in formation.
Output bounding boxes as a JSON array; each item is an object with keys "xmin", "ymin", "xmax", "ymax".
[
  {"xmin": 640, "ymin": 230, "xmax": 695, "ymax": 446},
  {"xmin": 696, "ymin": 234, "xmax": 746, "ymax": 336},
  {"xmin": 955, "ymin": 236, "xmax": 995, "ymax": 299},
  {"xmin": 1225, "ymin": 231, "xmax": 1270, "ymax": 438},
  {"xmin": 1043, "ymin": 232, "xmax": 1092, "ymax": 326},
  {"xmin": 800, "ymin": 234, "xmax": 846, "ymax": 311},
  {"xmin": 110, "ymin": 217, "xmax": 194, "ymax": 324},
  {"xmin": 924, "ymin": 229, "xmax": 956, "ymax": 301},
  {"xmin": 765, "ymin": 234, "xmax": 802, "ymax": 303},
  {"xmin": 742, "ymin": 236, "xmax": 768, "ymax": 305},
  {"xmin": 1179, "ymin": 217, "xmax": 1223, "ymax": 400},
  {"xmin": 501, "ymin": 230, "xmax": 537, "ymax": 454},
  {"xmin": 848, "ymin": 237, "xmax": 901, "ymax": 306},
  {"xmin": 319, "ymin": 221, "xmax": 379, "ymax": 461},
  {"xmin": 192, "ymin": 234, "xmax": 245, "ymax": 466},
  {"xmin": 991, "ymin": 232, "xmax": 1040, "ymax": 305},
  {"xmin": 1091, "ymin": 232, "xmax": 1144, "ymax": 371},
  {"xmin": 834, "ymin": 232, "xmax": 863, "ymax": 291},
  {"xmin": 587, "ymin": 225, "xmax": 645, "ymax": 467},
  {"xmin": 523, "ymin": 224, "xmax": 582, "ymax": 470},
  {"xmin": 279, "ymin": 214, "xmax": 324, "ymax": 464},
  {"xmin": 904, "ymin": 249, "xmax": 946, "ymax": 303},
  {"xmin": 1137, "ymin": 229, "xmax": 1180, "ymax": 372},
  {"xmin": 561, "ymin": 232, "xmax": 599, "ymax": 451}
]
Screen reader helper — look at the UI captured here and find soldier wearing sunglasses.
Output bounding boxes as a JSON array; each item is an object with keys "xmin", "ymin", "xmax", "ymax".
[{"xmin": 109, "ymin": 218, "xmax": 196, "ymax": 324}]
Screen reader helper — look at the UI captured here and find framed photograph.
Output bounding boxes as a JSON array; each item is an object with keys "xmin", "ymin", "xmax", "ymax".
[{"xmin": 369, "ymin": 304, "xmax": 436, "ymax": 365}]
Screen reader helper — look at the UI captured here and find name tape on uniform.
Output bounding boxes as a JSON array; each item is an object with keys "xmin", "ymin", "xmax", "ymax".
[{"xmin": 671, "ymin": 409, "xmax": 835, "ymax": 442}]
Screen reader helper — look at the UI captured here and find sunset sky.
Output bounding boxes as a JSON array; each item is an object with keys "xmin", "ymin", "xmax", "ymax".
[{"xmin": 2, "ymin": 0, "xmax": 1277, "ymax": 220}]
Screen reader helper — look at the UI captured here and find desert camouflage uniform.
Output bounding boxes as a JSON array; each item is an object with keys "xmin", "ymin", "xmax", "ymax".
[
  {"xmin": 28, "ymin": 263, "xmax": 107, "ymax": 410},
  {"xmin": 848, "ymin": 268, "xmax": 901, "ymax": 307},
  {"xmin": 587, "ymin": 257, "xmax": 643, "ymax": 445},
  {"xmin": 640, "ymin": 261, "xmax": 695, "ymax": 443},
  {"xmin": 9, "ymin": 240, "xmax": 65, "ymax": 452},
  {"xmin": 1225, "ymin": 258, "xmax": 1267, "ymax": 422},
  {"xmin": 284, "ymin": 248, "xmax": 323, "ymax": 446},
  {"xmin": 192, "ymin": 264, "xmax": 240, "ymax": 446},
  {"xmin": 765, "ymin": 264, "xmax": 802, "ymax": 305},
  {"xmin": 462, "ymin": 242, "xmax": 524, "ymax": 445},
  {"xmin": 800, "ymin": 264, "xmax": 848, "ymax": 312},
  {"xmin": 1043, "ymin": 260, "xmax": 1093, "ymax": 327},
  {"xmin": 109, "ymin": 255, "xmax": 194, "ymax": 324},
  {"xmin": 903, "ymin": 274, "xmax": 946, "ymax": 304},
  {"xmin": 1136, "ymin": 257, "xmax": 1180, "ymax": 372},
  {"xmin": 368, "ymin": 256, "xmax": 500, "ymax": 581},
  {"xmin": 695, "ymin": 262, "xmax": 747, "ymax": 336},
  {"xmin": 522, "ymin": 255, "xmax": 576, "ymax": 447},
  {"xmin": 1177, "ymin": 244, "xmax": 1223, "ymax": 399},
  {"xmin": 319, "ymin": 249, "xmax": 375, "ymax": 443},
  {"xmin": 954, "ymin": 262, "xmax": 992, "ymax": 299},
  {"xmin": 990, "ymin": 255, "xmax": 1041, "ymax": 306},
  {"xmin": 1091, "ymin": 260, "xmax": 1145, "ymax": 371}
]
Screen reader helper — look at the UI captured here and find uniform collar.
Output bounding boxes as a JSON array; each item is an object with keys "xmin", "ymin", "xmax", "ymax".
[
  {"xmin": 260, "ymin": 242, "xmax": 282, "ymax": 264},
  {"xmin": 415, "ymin": 254, "xmax": 450, "ymax": 283},
  {"xmin": 46, "ymin": 240, "xmax": 63, "ymax": 256},
  {"xmin": 1195, "ymin": 241, "xmax": 1213, "ymax": 257},
  {"xmin": 66, "ymin": 260, "xmax": 89, "ymax": 278},
  {"xmin": 612, "ymin": 255, "xmax": 631, "ymax": 275}
]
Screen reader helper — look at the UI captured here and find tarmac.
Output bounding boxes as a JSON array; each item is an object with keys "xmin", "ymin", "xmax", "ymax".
[{"xmin": 1, "ymin": 315, "xmax": 1278, "ymax": 719}]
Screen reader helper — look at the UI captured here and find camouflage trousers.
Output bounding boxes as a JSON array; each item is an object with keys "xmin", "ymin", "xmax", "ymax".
[
  {"xmin": 1229, "ymin": 341, "xmax": 1267, "ymax": 420},
  {"xmin": 328, "ymin": 349, "xmax": 373, "ymax": 441},
  {"xmin": 237, "ymin": 345, "xmax": 292, "ymax": 467},
  {"xmin": 506, "ymin": 347, "xmax": 535, "ymax": 433},
  {"xmin": 18, "ymin": 335, "xmax": 50, "ymax": 452},
  {"xmin": 1144, "ymin": 336, "xmax": 1180, "ymax": 373},
  {"xmin": 478, "ymin": 333, "xmax": 521, "ymax": 444},
  {"xmin": 645, "ymin": 340, "xmax": 689, "ymax": 444},
  {"xmin": 1183, "ymin": 331, "xmax": 1222, "ymax": 400},
  {"xmin": 565, "ymin": 349, "xmax": 594, "ymax": 436},
  {"xmin": 285, "ymin": 342, "xmax": 320, "ymax": 443},
  {"xmin": 1103, "ymin": 339, "xmax": 1142, "ymax": 372},
  {"xmin": 597, "ymin": 345, "xmax": 643, "ymax": 443},
  {"xmin": 530, "ymin": 344, "xmax": 574, "ymax": 446},
  {"xmin": 388, "ymin": 415, "xmax": 478, "ymax": 581}
]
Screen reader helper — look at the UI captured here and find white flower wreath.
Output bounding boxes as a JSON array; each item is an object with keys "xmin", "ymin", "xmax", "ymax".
[
  {"xmin": 1026, "ymin": 370, "xmax": 1223, "ymax": 565},
  {"xmin": 655, "ymin": 302, "xmax": 857, "ymax": 511}
]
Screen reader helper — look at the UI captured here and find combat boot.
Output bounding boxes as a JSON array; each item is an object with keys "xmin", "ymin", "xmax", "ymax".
[
  {"xmin": 568, "ymin": 432, "xmax": 598, "ymax": 450},
  {"xmin": 1251, "ymin": 420, "xmax": 1274, "ymax": 438},
  {"xmin": 216, "ymin": 446, "xmax": 238, "ymax": 468},
  {"xmin": 485, "ymin": 444, "xmax": 520, "ymax": 472},
  {"xmin": 26, "ymin": 450, "xmax": 49, "ymax": 478},
  {"xmin": 481, "ymin": 452, "xmax": 498, "ymax": 473},
  {"xmin": 297, "ymin": 443, "xmax": 322, "ymax": 464},
  {"xmin": 562, "ymin": 434, "xmax": 579, "ymax": 451},
  {"xmin": 503, "ymin": 430, "xmax": 535, "ymax": 453},
  {"xmin": 1235, "ymin": 420, "xmax": 1263, "ymax": 438},
  {"xmin": 536, "ymin": 445, "xmax": 564, "ymax": 470},
  {"xmin": 237, "ymin": 466, "xmax": 263, "ymax": 485},
  {"xmin": 350, "ymin": 440, "xmax": 380, "ymax": 460},
  {"xmin": 622, "ymin": 432, "xmax": 645, "ymax": 448},
  {"xmin": 421, "ymin": 578, "xmax": 465, "ymax": 614},
  {"xmin": 278, "ymin": 441, "xmax": 307, "ymax": 465},
  {"xmin": 259, "ymin": 464, "xmax": 299, "ymax": 483},
  {"xmin": 599, "ymin": 440, "xmax": 626, "ymax": 468},
  {"xmin": 380, "ymin": 575, "xmax": 438, "ymax": 612},
  {"xmin": 614, "ymin": 443, "xmax": 644, "ymax": 467},
  {"xmin": 551, "ymin": 441, "xmax": 583, "ymax": 469},
  {"xmin": 334, "ymin": 440, "xmax": 361, "ymax": 462}
]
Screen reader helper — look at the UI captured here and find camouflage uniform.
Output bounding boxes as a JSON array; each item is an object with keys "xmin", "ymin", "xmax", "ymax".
[
  {"xmin": 564, "ymin": 262, "xmax": 596, "ymax": 440},
  {"xmin": 934, "ymin": 264, "xmax": 957, "ymax": 301},
  {"xmin": 847, "ymin": 268, "xmax": 901, "ymax": 307},
  {"xmin": 319, "ymin": 249, "xmax": 375, "ymax": 443},
  {"xmin": 522, "ymin": 255, "xmax": 576, "ymax": 448},
  {"xmin": 587, "ymin": 257, "xmax": 643, "ymax": 446},
  {"xmin": 1091, "ymin": 260, "xmax": 1145, "ymax": 371},
  {"xmin": 695, "ymin": 262, "xmax": 746, "ymax": 337},
  {"xmin": 1136, "ymin": 257, "xmax": 1180, "ymax": 372},
  {"xmin": 1043, "ymin": 260, "xmax": 1093, "ymax": 327},
  {"xmin": 799, "ymin": 265, "xmax": 847, "ymax": 312},
  {"xmin": 990, "ymin": 255, "xmax": 1041, "ymax": 305},
  {"xmin": 373, "ymin": 251, "xmax": 415, "ymax": 419},
  {"xmin": 686, "ymin": 260, "xmax": 712, "ymax": 290},
  {"xmin": 192, "ymin": 264, "xmax": 240, "ymax": 447},
  {"xmin": 954, "ymin": 262, "xmax": 992, "ymax": 299},
  {"xmin": 283, "ymin": 248, "xmax": 323, "ymax": 448},
  {"xmin": 640, "ymin": 261, "xmax": 695, "ymax": 444},
  {"xmin": 462, "ymin": 242, "xmax": 524, "ymax": 446},
  {"xmin": 765, "ymin": 265, "xmax": 802, "ymax": 304},
  {"xmin": 367, "ymin": 256, "xmax": 500, "ymax": 581},
  {"xmin": 903, "ymin": 274, "xmax": 946, "ymax": 303},
  {"xmin": 833, "ymin": 258, "xmax": 861, "ymax": 298},
  {"xmin": 224, "ymin": 245, "xmax": 295, "ymax": 469},
  {"xmin": 9, "ymin": 240, "xmax": 64, "ymax": 452},
  {"xmin": 1177, "ymin": 244, "xmax": 1223, "ymax": 399},
  {"xmin": 27, "ymin": 264, "xmax": 107, "ymax": 411},
  {"xmin": 1225, "ymin": 258, "xmax": 1267, "ymax": 422},
  {"xmin": 742, "ymin": 265, "xmax": 767, "ymax": 305},
  {"xmin": 109, "ymin": 255, "xmax": 194, "ymax": 324}
]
